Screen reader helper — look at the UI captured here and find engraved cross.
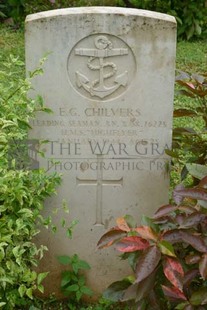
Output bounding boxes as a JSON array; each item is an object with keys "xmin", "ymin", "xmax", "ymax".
[{"xmin": 76, "ymin": 156, "xmax": 123, "ymax": 226}]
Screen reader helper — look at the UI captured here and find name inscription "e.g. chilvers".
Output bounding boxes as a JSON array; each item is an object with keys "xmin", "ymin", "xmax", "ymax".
[{"xmin": 59, "ymin": 107, "xmax": 141, "ymax": 117}]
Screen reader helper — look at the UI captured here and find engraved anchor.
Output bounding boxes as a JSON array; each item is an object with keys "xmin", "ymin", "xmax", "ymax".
[{"xmin": 75, "ymin": 35, "xmax": 128, "ymax": 99}]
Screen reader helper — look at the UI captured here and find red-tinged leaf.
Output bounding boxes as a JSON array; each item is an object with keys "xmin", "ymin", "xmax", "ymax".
[
  {"xmin": 183, "ymin": 269, "xmax": 199, "ymax": 288},
  {"xmin": 183, "ymin": 305, "xmax": 194, "ymax": 310},
  {"xmin": 134, "ymin": 226, "xmax": 158, "ymax": 241},
  {"xmin": 199, "ymin": 176, "xmax": 207, "ymax": 187},
  {"xmin": 173, "ymin": 184, "xmax": 186, "ymax": 205},
  {"xmin": 115, "ymin": 236, "xmax": 150, "ymax": 253},
  {"xmin": 176, "ymin": 80, "xmax": 195, "ymax": 89},
  {"xmin": 97, "ymin": 227, "xmax": 126, "ymax": 249},
  {"xmin": 122, "ymin": 269, "xmax": 156, "ymax": 302},
  {"xmin": 153, "ymin": 204, "xmax": 177, "ymax": 219},
  {"xmin": 191, "ymin": 73, "xmax": 205, "ymax": 84},
  {"xmin": 173, "ymin": 185, "xmax": 207, "ymax": 205},
  {"xmin": 176, "ymin": 89, "xmax": 196, "ymax": 98},
  {"xmin": 162, "ymin": 285, "xmax": 187, "ymax": 302},
  {"xmin": 178, "ymin": 205, "xmax": 195, "ymax": 214},
  {"xmin": 181, "ymin": 165, "xmax": 188, "ymax": 182},
  {"xmin": 173, "ymin": 127, "xmax": 197, "ymax": 135},
  {"xmin": 199, "ymin": 253, "xmax": 207, "ymax": 279},
  {"xmin": 185, "ymin": 82, "xmax": 195, "ymax": 89},
  {"xmin": 135, "ymin": 246, "xmax": 161, "ymax": 284},
  {"xmin": 121, "ymin": 283, "xmax": 138, "ymax": 301},
  {"xmin": 189, "ymin": 288, "xmax": 207, "ymax": 305},
  {"xmin": 163, "ymin": 257, "xmax": 184, "ymax": 291},
  {"xmin": 135, "ymin": 271, "xmax": 156, "ymax": 302},
  {"xmin": 162, "ymin": 230, "xmax": 182, "ymax": 244},
  {"xmin": 176, "ymin": 81, "xmax": 205, "ymax": 97},
  {"xmin": 136, "ymin": 301, "xmax": 147, "ymax": 310},
  {"xmin": 185, "ymin": 254, "xmax": 201, "ymax": 265},
  {"xmin": 174, "ymin": 108, "xmax": 197, "ymax": 117},
  {"xmin": 180, "ymin": 231, "xmax": 207, "ymax": 253},
  {"xmin": 148, "ymin": 290, "xmax": 161, "ymax": 309},
  {"xmin": 179, "ymin": 212, "xmax": 206, "ymax": 229},
  {"xmin": 176, "ymin": 214, "xmax": 185, "ymax": 226},
  {"xmin": 116, "ymin": 217, "xmax": 131, "ymax": 232},
  {"xmin": 165, "ymin": 149, "xmax": 180, "ymax": 158},
  {"xmin": 175, "ymin": 71, "xmax": 190, "ymax": 81}
]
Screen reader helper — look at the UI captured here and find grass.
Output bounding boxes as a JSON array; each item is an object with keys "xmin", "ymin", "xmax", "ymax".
[
  {"xmin": 0, "ymin": 23, "xmax": 206, "ymax": 309},
  {"xmin": 176, "ymin": 40, "xmax": 207, "ymax": 74}
]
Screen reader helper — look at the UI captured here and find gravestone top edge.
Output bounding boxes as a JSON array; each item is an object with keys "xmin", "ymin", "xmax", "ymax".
[{"xmin": 25, "ymin": 7, "xmax": 176, "ymax": 24}]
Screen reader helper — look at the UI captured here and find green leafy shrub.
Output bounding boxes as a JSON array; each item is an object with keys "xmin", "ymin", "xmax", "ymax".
[
  {"xmin": 24, "ymin": 0, "xmax": 117, "ymax": 16},
  {"xmin": 0, "ymin": 55, "xmax": 61, "ymax": 308},
  {"xmin": 117, "ymin": 0, "xmax": 207, "ymax": 40},
  {"xmin": 57, "ymin": 254, "xmax": 93, "ymax": 309},
  {"xmin": 98, "ymin": 170, "xmax": 207, "ymax": 309},
  {"xmin": 97, "ymin": 68, "xmax": 207, "ymax": 309},
  {"xmin": 0, "ymin": 0, "xmax": 25, "ymax": 25},
  {"xmin": 171, "ymin": 72, "xmax": 207, "ymax": 182}
]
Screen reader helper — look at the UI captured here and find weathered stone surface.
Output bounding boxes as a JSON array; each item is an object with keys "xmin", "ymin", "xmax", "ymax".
[{"xmin": 25, "ymin": 7, "xmax": 176, "ymax": 297}]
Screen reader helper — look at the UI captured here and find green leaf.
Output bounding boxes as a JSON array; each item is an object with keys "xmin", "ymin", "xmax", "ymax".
[
  {"xmin": 28, "ymin": 306, "xmax": 41, "ymax": 310},
  {"xmin": 175, "ymin": 302, "xmax": 191, "ymax": 309},
  {"xmin": 26, "ymin": 288, "xmax": 33, "ymax": 299},
  {"xmin": 42, "ymin": 107, "xmax": 53, "ymax": 114},
  {"xmin": 78, "ymin": 275, "xmax": 85, "ymax": 287},
  {"xmin": 37, "ymin": 272, "xmax": 49, "ymax": 285},
  {"xmin": 65, "ymin": 284, "xmax": 79, "ymax": 292},
  {"xmin": 165, "ymin": 149, "xmax": 180, "ymax": 158},
  {"xmin": 61, "ymin": 271, "xmax": 71, "ymax": 287},
  {"xmin": 103, "ymin": 279, "xmax": 131, "ymax": 302},
  {"xmin": 76, "ymin": 290, "xmax": 82, "ymax": 301},
  {"xmin": 52, "ymin": 225, "xmax": 57, "ymax": 233},
  {"xmin": 18, "ymin": 208, "xmax": 33, "ymax": 217},
  {"xmin": 57, "ymin": 255, "xmax": 71, "ymax": 265},
  {"xmin": 124, "ymin": 214, "xmax": 137, "ymax": 228},
  {"xmin": 194, "ymin": 20, "xmax": 202, "ymax": 35},
  {"xmin": 18, "ymin": 284, "xmax": 26, "ymax": 297},
  {"xmin": 37, "ymin": 284, "xmax": 44, "ymax": 293},
  {"xmin": 76, "ymin": 259, "xmax": 91, "ymax": 271},
  {"xmin": 190, "ymin": 288, "xmax": 207, "ymax": 305},
  {"xmin": 158, "ymin": 240, "xmax": 176, "ymax": 257},
  {"xmin": 186, "ymin": 164, "xmax": 207, "ymax": 180},
  {"xmin": 80, "ymin": 286, "xmax": 93, "ymax": 296},
  {"xmin": 199, "ymin": 254, "xmax": 207, "ymax": 279},
  {"xmin": 141, "ymin": 215, "xmax": 159, "ymax": 233},
  {"xmin": 122, "ymin": 270, "xmax": 155, "ymax": 302}
]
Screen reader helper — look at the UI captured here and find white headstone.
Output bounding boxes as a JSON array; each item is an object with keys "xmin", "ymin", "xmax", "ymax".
[{"xmin": 25, "ymin": 7, "xmax": 176, "ymax": 297}]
